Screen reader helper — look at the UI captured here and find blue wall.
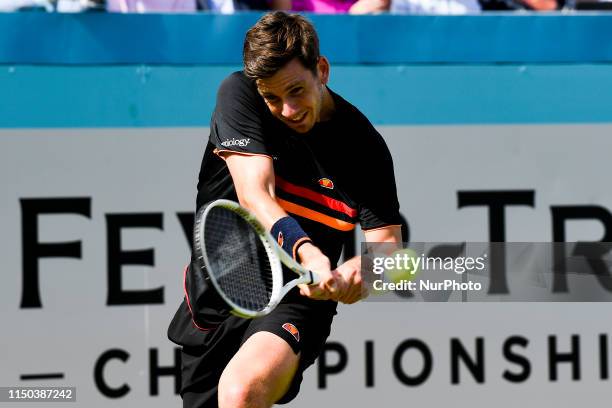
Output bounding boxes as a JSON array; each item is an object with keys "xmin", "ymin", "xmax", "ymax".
[{"xmin": 1, "ymin": 13, "xmax": 612, "ymax": 127}]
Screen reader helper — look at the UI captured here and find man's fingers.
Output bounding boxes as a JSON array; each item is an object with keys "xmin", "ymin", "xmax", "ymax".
[
  {"xmin": 323, "ymin": 270, "xmax": 341, "ymax": 292},
  {"xmin": 299, "ymin": 283, "xmax": 332, "ymax": 300},
  {"xmin": 360, "ymin": 284, "xmax": 370, "ymax": 300},
  {"xmin": 334, "ymin": 267, "xmax": 368, "ymax": 304},
  {"xmin": 339, "ymin": 285, "xmax": 361, "ymax": 304},
  {"xmin": 300, "ymin": 268, "xmax": 366, "ymax": 302},
  {"xmin": 322, "ymin": 280, "xmax": 337, "ymax": 294}
]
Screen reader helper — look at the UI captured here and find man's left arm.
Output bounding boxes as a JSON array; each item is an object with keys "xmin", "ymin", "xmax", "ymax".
[
  {"xmin": 334, "ymin": 225, "xmax": 402, "ymax": 304},
  {"xmin": 335, "ymin": 118, "xmax": 402, "ymax": 304}
]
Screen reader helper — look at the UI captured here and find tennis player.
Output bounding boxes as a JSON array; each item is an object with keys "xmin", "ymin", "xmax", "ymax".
[{"xmin": 168, "ymin": 11, "xmax": 402, "ymax": 408}]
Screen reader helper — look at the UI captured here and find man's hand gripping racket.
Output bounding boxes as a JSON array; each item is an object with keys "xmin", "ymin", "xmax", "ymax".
[{"xmin": 193, "ymin": 199, "xmax": 324, "ymax": 319}]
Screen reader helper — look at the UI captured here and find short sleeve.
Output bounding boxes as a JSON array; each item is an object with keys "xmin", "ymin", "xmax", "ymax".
[
  {"xmin": 355, "ymin": 122, "xmax": 402, "ymax": 230},
  {"xmin": 209, "ymin": 72, "xmax": 271, "ymax": 157}
]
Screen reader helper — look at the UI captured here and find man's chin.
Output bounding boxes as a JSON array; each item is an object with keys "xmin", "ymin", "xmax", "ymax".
[
  {"xmin": 287, "ymin": 119, "xmax": 314, "ymax": 133},
  {"xmin": 292, "ymin": 125, "xmax": 311, "ymax": 134}
]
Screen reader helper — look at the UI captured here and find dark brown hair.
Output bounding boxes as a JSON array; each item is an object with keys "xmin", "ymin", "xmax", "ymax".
[{"xmin": 243, "ymin": 11, "xmax": 320, "ymax": 80}]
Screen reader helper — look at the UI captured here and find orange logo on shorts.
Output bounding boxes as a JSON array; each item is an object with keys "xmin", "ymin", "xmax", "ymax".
[
  {"xmin": 282, "ymin": 323, "xmax": 300, "ymax": 342},
  {"xmin": 318, "ymin": 178, "xmax": 334, "ymax": 189},
  {"xmin": 277, "ymin": 232, "xmax": 284, "ymax": 247}
]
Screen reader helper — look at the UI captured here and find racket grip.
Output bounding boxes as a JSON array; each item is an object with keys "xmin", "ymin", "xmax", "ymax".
[{"xmin": 308, "ymin": 270, "xmax": 320, "ymax": 285}]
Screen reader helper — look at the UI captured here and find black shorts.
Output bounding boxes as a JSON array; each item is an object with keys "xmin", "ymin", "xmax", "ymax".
[{"xmin": 168, "ymin": 263, "xmax": 337, "ymax": 408}]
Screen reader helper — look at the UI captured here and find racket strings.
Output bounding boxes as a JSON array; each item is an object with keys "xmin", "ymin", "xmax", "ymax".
[{"xmin": 203, "ymin": 207, "xmax": 275, "ymax": 312}]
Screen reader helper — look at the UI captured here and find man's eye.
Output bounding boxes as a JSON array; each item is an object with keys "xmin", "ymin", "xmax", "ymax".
[
  {"xmin": 290, "ymin": 87, "xmax": 303, "ymax": 95},
  {"xmin": 265, "ymin": 95, "xmax": 279, "ymax": 102}
]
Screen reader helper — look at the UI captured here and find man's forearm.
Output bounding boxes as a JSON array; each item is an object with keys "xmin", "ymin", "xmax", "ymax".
[{"xmin": 239, "ymin": 189, "xmax": 288, "ymax": 230}]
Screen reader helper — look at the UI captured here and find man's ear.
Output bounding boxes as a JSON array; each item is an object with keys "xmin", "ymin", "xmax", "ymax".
[{"xmin": 317, "ymin": 56, "xmax": 330, "ymax": 85}]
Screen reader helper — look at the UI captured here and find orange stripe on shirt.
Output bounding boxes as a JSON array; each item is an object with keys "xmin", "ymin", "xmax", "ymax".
[
  {"xmin": 275, "ymin": 176, "xmax": 357, "ymax": 218},
  {"xmin": 277, "ymin": 198, "xmax": 356, "ymax": 232}
]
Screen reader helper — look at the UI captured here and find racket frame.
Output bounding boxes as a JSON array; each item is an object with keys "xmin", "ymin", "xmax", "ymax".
[{"xmin": 195, "ymin": 199, "xmax": 318, "ymax": 318}]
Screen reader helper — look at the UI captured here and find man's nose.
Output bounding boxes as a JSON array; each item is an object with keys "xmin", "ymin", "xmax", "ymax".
[{"xmin": 281, "ymin": 99, "xmax": 299, "ymax": 118}]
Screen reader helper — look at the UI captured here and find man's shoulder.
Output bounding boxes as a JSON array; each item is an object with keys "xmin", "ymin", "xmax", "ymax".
[
  {"xmin": 221, "ymin": 70, "xmax": 249, "ymax": 87},
  {"xmin": 328, "ymin": 90, "xmax": 390, "ymax": 159},
  {"xmin": 218, "ymin": 71, "xmax": 259, "ymax": 101},
  {"xmin": 214, "ymin": 71, "xmax": 269, "ymax": 121},
  {"xmin": 332, "ymin": 90, "xmax": 374, "ymax": 128},
  {"xmin": 332, "ymin": 91, "xmax": 380, "ymax": 139}
]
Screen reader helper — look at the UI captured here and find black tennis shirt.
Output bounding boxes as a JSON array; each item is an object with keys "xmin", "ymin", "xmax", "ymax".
[
  {"xmin": 197, "ymin": 71, "xmax": 401, "ymax": 266},
  {"xmin": 168, "ymin": 71, "xmax": 401, "ymax": 346}
]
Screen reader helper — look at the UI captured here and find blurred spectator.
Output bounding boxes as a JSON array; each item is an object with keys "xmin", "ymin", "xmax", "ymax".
[
  {"xmin": 272, "ymin": 0, "xmax": 389, "ymax": 13},
  {"xmin": 0, "ymin": 0, "xmax": 54, "ymax": 11},
  {"xmin": 391, "ymin": 0, "xmax": 560, "ymax": 12},
  {"xmin": 349, "ymin": 0, "xmax": 389, "ymax": 13},
  {"xmin": 391, "ymin": 0, "xmax": 480, "ymax": 13},
  {"xmin": 57, "ymin": 0, "xmax": 104, "ymax": 11},
  {"xmin": 196, "ymin": 0, "xmax": 270, "ymax": 12},
  {"xmin": 568, "ymin": 0, "xmax": 612, "ymax": 8},
  {"xmin": 520, "ymin": 0, "xmax": 557, "ymax": 9},
  {"xmin": 479, "ymin": 0, "xmax": 558, "ymax": 9},
  {"xmin": 106, "ymin": 0, "xmax": 196, "ymax": 12},
  {"xmin": 1, "ymin": 0, "xmax": 104, "ymax": 11}
]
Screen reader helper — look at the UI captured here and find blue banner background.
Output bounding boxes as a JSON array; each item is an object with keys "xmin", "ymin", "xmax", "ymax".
[{"xmin": 1, "ymin": 13, "xmax": 611, "ymax": 126}]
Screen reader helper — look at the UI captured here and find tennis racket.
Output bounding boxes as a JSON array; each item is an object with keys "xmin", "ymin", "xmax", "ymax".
[{"xmin": 193, "ymin": 199, "xmax": 320, "ymax": 318}]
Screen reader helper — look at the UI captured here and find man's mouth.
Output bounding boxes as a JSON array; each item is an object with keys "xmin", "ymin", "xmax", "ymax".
[{"xmin": 287, "ymin": 112, "xmax": 307, "ymax": 124}]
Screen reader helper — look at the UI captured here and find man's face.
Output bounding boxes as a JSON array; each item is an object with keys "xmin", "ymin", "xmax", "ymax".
[{"xmin": 256, "ymin": 57, "xmax": 330, "ymax": 134}]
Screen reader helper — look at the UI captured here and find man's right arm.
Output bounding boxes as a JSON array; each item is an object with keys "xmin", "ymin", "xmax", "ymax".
[
  {"xmin": 223, "ymin": 152, "xmax": 346, "ymax": 301},
  {"xmin": 224, "ymin": 153, "xmax": 284, "ymax": 227}
]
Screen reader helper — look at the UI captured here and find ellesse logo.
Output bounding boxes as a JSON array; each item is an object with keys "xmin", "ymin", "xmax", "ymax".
[
  {"xmin": 282, "ymin": 323, "xmax": 300, "ymax": 342},
  {"xmin": 277, "ymin": 232, "xmax": 284, "ymax": 248},
  {"xmin": 318, "ymin": 178, "xmax": 334, "ymax": 189}
]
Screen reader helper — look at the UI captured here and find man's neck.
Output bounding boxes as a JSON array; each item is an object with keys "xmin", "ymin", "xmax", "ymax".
[{"xmin": 319, "ymin": 86, "xmax": 336, "ymax": 122}]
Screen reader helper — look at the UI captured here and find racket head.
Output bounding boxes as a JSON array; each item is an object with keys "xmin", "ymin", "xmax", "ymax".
[{"xmin": 194, "ymin": 199, "xmax": 284, "ymax": 318}]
